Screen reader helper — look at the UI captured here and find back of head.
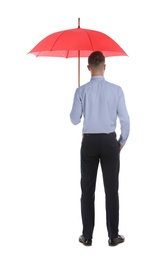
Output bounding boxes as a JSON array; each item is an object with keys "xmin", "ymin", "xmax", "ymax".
[{"xmin": 88, "ymin": 51, "xmax": 105, "ymax": 70}]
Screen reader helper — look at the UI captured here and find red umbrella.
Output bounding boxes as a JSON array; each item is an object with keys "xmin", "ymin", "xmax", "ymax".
[{"xmin": 28, "ymin": 18, "xmax": 128, "ymax": 86}]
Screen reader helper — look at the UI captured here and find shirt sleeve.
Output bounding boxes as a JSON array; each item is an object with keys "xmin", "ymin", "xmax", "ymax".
[
  {"xmin": 70, "ymin": 88, "xmax": 82, "ymax": 125},
  {"xmin": 117, "ymin": 89, "xmax": 130, "ymax": 145}
]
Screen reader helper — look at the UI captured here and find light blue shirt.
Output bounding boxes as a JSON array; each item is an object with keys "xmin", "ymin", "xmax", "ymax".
[{"xmin": 70, "ymin": 76, "xmax": 130, "ymax": 145}]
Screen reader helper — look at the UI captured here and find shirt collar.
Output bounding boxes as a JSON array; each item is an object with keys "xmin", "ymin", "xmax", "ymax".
[{"xmin": 91, "ymin": 76, "xmax": 104, "ymax": 81}]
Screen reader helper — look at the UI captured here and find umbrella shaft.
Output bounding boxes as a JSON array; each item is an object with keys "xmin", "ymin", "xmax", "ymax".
[
  {"xmin": 78, "ymin": 50, "xmax": 80, "ymax": 87},
  {"xmin": 78, "ymin": 18, "xmax": 80, "ymax": 87}
]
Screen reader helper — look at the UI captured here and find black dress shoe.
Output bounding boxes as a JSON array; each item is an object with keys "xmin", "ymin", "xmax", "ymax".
[
  {"xmin": 108, "ymin": 235, "xmax": 125, "ymax": 246},
  {"xmin": 79, "ymin": 235, "xmax": 92, "ymax": 246}
]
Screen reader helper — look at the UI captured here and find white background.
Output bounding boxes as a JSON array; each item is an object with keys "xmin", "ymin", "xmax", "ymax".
[{"xmin": 0, "ymin": 0, "xmax": 158, "ymax": 259}]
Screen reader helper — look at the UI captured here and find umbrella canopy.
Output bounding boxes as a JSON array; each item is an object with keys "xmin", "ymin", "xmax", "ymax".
[{"xmin": 28, "ymin": 18, "xmax": 127, "ymax": 86}]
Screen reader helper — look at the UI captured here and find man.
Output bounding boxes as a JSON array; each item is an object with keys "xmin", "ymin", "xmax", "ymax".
[{"xmin": 70, "ymin": 51, "xmax": 130, "ymax": 247}]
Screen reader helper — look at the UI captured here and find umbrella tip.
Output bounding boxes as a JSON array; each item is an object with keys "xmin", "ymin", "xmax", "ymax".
[{"xmin": 78, "ymin": 18, "xmax": 80, "ymax": 28}]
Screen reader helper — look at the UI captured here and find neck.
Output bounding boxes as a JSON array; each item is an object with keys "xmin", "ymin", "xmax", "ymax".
[{"xmin": 91, "ymin": 72, "xmax": 104, "ymax": 76}]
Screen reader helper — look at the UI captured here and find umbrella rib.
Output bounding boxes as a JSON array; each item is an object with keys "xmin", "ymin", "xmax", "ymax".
[
  {"xmin": 50, "ymin": 31, "xmax": 67, "ymax": 52},
  {"xmin": 85, "ymin": 30, "xmax": 94, "ymax": 50},
  {"xmin": 36, "ymin": 52, "xmax": 41, "ymax": 57},
  {"xmin": 66, "ymin": 50, "xmax": 69, "ymax": 58}
]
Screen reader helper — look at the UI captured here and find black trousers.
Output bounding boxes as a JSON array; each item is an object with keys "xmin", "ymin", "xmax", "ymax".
[{"xmin": 80, "ymin": 133, "xmax": 120, "ymax": 239}]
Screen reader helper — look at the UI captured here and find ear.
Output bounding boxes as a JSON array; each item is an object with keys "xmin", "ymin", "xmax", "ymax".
[
  {"xmin": 87, "ymin": 65, "xmax": 91, "ymax": 71},
  {"xmin": 104, "ymin": 64, "xmax": 106, "ymax": 70}
]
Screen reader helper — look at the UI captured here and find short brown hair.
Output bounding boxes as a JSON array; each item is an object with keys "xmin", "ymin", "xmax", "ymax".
[{"xmin": 88, "ymin": 51, "xmax": 105, "ymax": 67}]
